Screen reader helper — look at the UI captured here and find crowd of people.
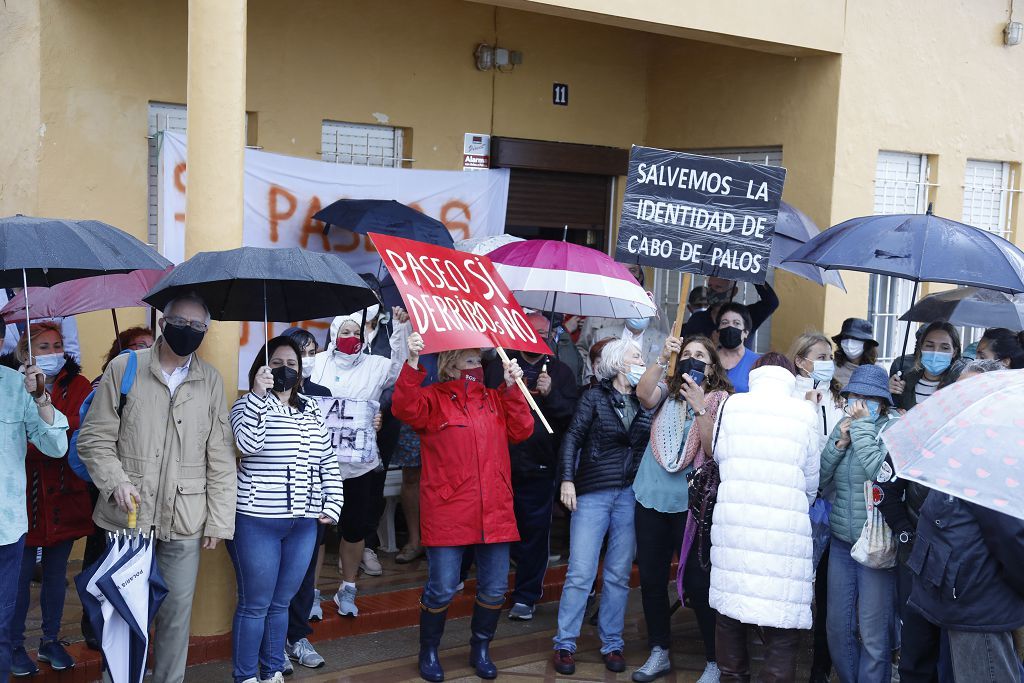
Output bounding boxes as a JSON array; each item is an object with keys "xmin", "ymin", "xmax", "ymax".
[{"xmin": 0, "ymin": 265, "xmax": 1023, "ymax": 683}]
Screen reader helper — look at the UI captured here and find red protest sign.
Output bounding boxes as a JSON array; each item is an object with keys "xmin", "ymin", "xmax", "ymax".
[{"xmin": 371, "ymin": 233, "xmax": 551, "ymax": 356}]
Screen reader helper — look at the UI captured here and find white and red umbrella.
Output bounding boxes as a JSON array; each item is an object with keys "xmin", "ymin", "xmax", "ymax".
[{"xmin": 487, "ymin": 240, "xmax": 656, "ymax": 318}]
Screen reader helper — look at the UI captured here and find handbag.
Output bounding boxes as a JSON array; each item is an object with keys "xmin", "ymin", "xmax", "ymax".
[
  {"xmin": 685, "ymin": 397, "xmax": 728, "ymax": 572},
  {"xmin": 850, "ymin": 480, "xmax": 897, "ymax": 569}
]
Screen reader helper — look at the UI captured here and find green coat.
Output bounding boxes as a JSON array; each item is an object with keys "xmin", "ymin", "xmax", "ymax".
[{"xmin": 820, "ymin": 414, "xmax": 895, "ymax": 544}]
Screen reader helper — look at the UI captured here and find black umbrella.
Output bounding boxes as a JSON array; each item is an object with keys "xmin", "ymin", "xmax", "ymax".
[
  {"xmin": 314, "ymin": 199, "xmax": 454, "ymax": 248},
  {"xmin": 0, "ymin": 214, "xmax": 172, "ymax": 361},
  {"xmin": 142, "ymin": 247, "xmax": 379, "ymax": 364},
  {"xmin": 899, "ymin": 287, "xmax": 1024, "ymax": 331}
]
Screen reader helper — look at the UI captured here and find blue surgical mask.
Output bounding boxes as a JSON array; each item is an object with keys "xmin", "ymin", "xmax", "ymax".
[
  {"xmin": 35, "ymin": 353, "xmax": 66, "ymax": 378},
  {"xmin": 921, "ymin": 350, "xmax": 953, "ymax": 375},
  {"xmin": 626, "ymin": 317, "xmax": 650, "ymax": 332},
  {"xmin": 626, "ymin": 364, "xmax": 645, "ymax": 386},
  {"xmin": 810, "ymin": 360, "xmax": 835, "ymax": 385},
  {"xmin": 864, "ymin": 399, "xmax": 882, "ymax": 421}
]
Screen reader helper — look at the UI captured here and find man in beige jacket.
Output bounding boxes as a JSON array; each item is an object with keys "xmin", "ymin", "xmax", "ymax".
[{"xmin": 78, "ymin": 293, "xmax": 236, "ymax": 683}]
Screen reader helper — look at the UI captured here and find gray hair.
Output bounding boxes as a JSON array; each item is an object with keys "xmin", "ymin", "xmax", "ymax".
[
  {"xmin": 595, "ymin": 338, "xmax": 641, "ymax": 381},
  {"xmin": 962, "ymin": 358, "xmax": 1006, "ymax": 375},
  {"xmin": 164, "ymin": 291, "xmax": 211, "ymax": 323}
]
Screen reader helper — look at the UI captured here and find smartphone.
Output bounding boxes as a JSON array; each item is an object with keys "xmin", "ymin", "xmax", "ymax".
[{"xmin": 687, "ymin": 368, "xmax": 706, "ymax": 386}]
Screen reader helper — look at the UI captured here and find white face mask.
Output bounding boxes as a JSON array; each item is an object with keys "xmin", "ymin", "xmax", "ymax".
[
  {"xmin": 841, "ymin": 339, "xmax": 865, "ymax": 360},
  {"xmin": 35, "ymin": 353, "xmax": 66, "ymax": 378},
  {"xmin": 301, "ymin": 361, "xmax": 314, "ymax": 379}
]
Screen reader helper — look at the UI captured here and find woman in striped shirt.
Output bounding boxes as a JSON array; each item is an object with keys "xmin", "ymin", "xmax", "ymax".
[{"xmin": 227, "ymin": 336, "xmax": 344, "ymax": 683}]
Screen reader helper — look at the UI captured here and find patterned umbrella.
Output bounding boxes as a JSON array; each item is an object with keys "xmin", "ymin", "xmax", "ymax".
[{"xmin": 881, "ymin": 369, "xmax": 1024, "ymax": 520}]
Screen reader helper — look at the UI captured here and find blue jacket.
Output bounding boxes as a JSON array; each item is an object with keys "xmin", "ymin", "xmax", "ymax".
[{"xmin": 908, "ymin": 490, "xmax": 1024, "ymax": 632}]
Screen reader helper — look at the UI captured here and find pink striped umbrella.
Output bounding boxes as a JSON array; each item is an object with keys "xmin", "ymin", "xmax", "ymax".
[{"xmin": 487, "ymin": 240, "xmax": 656, "ymax": 318}]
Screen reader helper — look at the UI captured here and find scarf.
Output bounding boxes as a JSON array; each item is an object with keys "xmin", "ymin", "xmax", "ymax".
[{"xmin": 651, "ymin": 389, "xmax": 727, "ymax": 472}]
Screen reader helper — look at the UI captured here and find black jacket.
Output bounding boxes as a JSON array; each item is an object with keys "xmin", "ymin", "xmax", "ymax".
[
  {"xmin": 908, "ymin": 490, "xmax": 1024, "ymax": 632},
  {"xmin": 558, "ymin": 380, "xmax": 653, "ymax": 495},
  {"xmin": 875, "ymin": 455, "xmax": 931, "ymax": 563},
  {"xmin": 484, "ymin": 352, "xmax": 578, "ymax": 480}
]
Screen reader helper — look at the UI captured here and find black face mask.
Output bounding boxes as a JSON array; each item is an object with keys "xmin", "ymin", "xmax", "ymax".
[
  {"xmin": 271, "ymin": 366, "xmax": 299, "ymax": 392},
  {"xmin": 718, "ymin": 326, "xmax": 743, "ymax": 350},
  {"xmin": 162, "ymin": 322, "xmax": 205, "ymax": 357},
  {"xmin": 676, "ymin": 357, "xmax": 707, "ymax": 385}
]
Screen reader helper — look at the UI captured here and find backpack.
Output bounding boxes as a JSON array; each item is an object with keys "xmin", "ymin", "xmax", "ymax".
[
  {"xmin": 68, "ymin": 350, "xmax": 138, "ymax": 483},
  {"xmin": 685, "ymin": 396, "xmax": 729, "ymax": 571}
]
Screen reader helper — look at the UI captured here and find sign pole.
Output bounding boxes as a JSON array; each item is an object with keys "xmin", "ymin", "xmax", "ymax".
[
  {"xmin": 495, "ymin": 346, "xmax": 554, "ymax": 435},
  {"xmin": 667, "ymin": 271, "xmax": 691, "ymax": 377}
]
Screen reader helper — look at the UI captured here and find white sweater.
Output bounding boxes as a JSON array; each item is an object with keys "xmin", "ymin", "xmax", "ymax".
[{"xmin": 709, "ymin": 366, "xmax": 821, "ymax": 630}]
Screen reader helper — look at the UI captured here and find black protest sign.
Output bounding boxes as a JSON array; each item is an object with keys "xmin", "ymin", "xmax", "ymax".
[{"xmin": 615, "ymin": 146, "xmax": 787, "ymax": 284}]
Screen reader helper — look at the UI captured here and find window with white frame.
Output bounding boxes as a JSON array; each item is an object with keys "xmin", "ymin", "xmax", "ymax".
[
  {"xmin": 651, "ymin": 146, "xmax": 782, "ymax": 352},
  {"xmin": 869, "ymin": 151, "xmax": 930, "ymax": 365},
  {"xmin": 320, "ymin": 120, "xmax": 406, "ymax": 167},
  {"xmin": 958, "ymin": 160, "xmax": 1017, "ymax": 345},
  {"xmin": 147, "ymin": 102, "xmax": 188, "ymax": 247}
]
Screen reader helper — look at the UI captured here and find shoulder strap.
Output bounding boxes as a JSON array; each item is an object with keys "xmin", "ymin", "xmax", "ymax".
[
  {"xmin": 116, "ymin": 350, "xmax": 137, "ymax": 418},
  {"xmin": 712, "ymin": 395, "xmax": 730, "ymax": 455}
]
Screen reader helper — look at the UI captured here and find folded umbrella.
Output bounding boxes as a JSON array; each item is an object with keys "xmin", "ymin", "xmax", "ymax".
[
  {"xmin": 881, "ymin": 369, "xmax": 1024, "ymax": 521},
  {"xmin": 314, "ymin": 199, "xmax": 454, "ymax": 248},
  {"xmin": 454, "ymin": 233, "xmax": 524, "ymax": 255},
  {"xmin": 899, "ymin": 287, "xmax": 1024, "ymax": 331},
  {"xmin": 486, "ymin": 240, "xmax": 657, "ymax": 318},
  {"xmin": 143, "ymin": 246, "xmax": 379, "ymax": 364},
  {"xmin": 75, "ymin": 535, "xmax": 130, "ymax": 652},
  {"xmin": 770, "ymin": 202, "xmax": 846, "ymax": 290},
  {"xmin": 96, "ymin": 537, "xmax": 145, "ymax": 683}
]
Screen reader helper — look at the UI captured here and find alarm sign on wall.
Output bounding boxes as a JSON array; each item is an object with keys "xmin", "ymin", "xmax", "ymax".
[{"xmin": 552, "ymin": 83, "xmax": 569, "ymax": 106}]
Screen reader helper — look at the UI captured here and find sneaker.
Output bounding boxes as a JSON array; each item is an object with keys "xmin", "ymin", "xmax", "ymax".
[
  {"xmin": 241, "ymin": 679, "xmax": 258, "ymax": 683},
  {"xmin": 333, "ymin": 584, "xmax": 359, "ymax": 617},
  {"xmin": 259, "ymin": 673, "xmax": 284, "ymax": 683},
  {"xmin": 696, "ymin": 661, "xmax": 721, "ymax": 683},
  {"xmin": 287, "ymin": 638, "xmax": 325, "ymax": 669},
  {"xmin": 552, "ymin": 649, "xmax": 575, "ymax": 675},
  {"xmin": 11, "ymin": 646, "xmax": 39, "ymax": 677},
  {"xmin": 37, "ymin": 640, "xmax": 75, "ymax": 671},
  {"xmin": 632, "ymin": 646, "xmax": 671, "ymax": 682},
  {"xmin": 507, "ymin": 602, "xmax": 534, "ymax": 621},
  {"xmin": 395, "ymin": 543, "xmax": 424, "ymax": 564},
  {"xmin": 309, "ymin": 588, "xmax": 323, "ymax": 621},
  {"xmin": 359, "ymin": 547, "xmax": 383, "ymax": 576},
  {"xmin": 603, "ymin": 650, "xmax": 626, "ymax": 673},
  {"xmin": 281, "ymin": 648, "xmax": 294, "ymax": 676},
  {"xmin": 455, "ymin": 580, "xmax": 465, "ymax": 592}
]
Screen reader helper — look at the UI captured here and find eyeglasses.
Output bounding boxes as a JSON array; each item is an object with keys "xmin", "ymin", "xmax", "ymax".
[
  {"xmin": 127, "ymin": 341, "xmax": 152, "ymax": 350},
  {"xmin": 164, "ymin": 316, "xmax": 209, "ymax": 333}
]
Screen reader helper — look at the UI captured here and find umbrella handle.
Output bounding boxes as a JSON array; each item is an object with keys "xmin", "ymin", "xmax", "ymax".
[
  {"xmin": 127, "ymin": 500, "xmax": 137, "ymax": 530},
  {"xmin": 263, "ymin": 281, "xmax": 269, "ymax": 367},
  {"xmin": 22, "ymin": 269, "xmax": 31, "ymax": 366},
  {"xmin": 898, "ymin": 281, "xmax": 921, "ymax": 374}
]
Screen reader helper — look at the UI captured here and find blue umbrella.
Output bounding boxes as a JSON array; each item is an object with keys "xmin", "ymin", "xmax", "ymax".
[
  {"xmin": 75, "ymin": 536, "xmax": 129, "ymax": 651},
  {"xmin": 313, "ymin": 199, "xmax": 454, "ymax": 248},
  {"xmin": 770, "ymin": 202, "xmax": 846, "ymax": 290},
  {"xmin": 784, "ymin": 207, "xmax": 1024, "ymax": 360}
]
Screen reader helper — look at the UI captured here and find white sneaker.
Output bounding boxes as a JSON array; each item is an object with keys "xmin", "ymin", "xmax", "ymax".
[
  {"xmin": 287, "ymin": 638, "xmax": 325, "ymax": 669},
  {"xmin": 241, "ymin": 679, "xmax": 258, "ymax": 683},
  {"xmin": 508, "ymin": 602, "xmax": 534, "ymax": 621},
  {"xmin": 308, "ymin": 588, "xmax": 323, "ymax": 621},
  {"xmin": 259, "ymin": 673, "xmax": 284, "ymax": 683},
  {"xmin": 359, "ymin": 547, "xmax": 383, "ymax": 576},
  {"xmin": 334, "ymin": 584, "xmax": 359, "ymax": 617},
  {"xmin": 281, "ymin": 648, "xmax": 293, "ymax": 676},
  {"xmin": 631, "ymin": 646, "xmax": 671, "ymax": 682},
  {"xmin": 455, "ymin": 581, "xmax": 465, "ymax": 592},
  {"xmin": 695, "ymin": 661, "xmax": 720, "ymax": 683}
]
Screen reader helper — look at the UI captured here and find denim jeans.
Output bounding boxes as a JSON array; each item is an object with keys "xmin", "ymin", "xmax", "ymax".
[
  {"xmin": 510, "ymin": 475, "xmax": 555, "ymax": 607},
  {"xmin": 826, "ymin": 537, "xmax": 896, "ymax": 683},
  {"xmin": 423, "ymin": 543, "xmax": 510, "ymax": 609},
  {"xmin": 11, "ymin": 539, "xmax": 74, "ymax": 647},
  {"xmin": 0, "ymin": 535, "xmax": 27, "ymax": 681},
  {"xmin": 947, "ymin": 630, "xmax": 1021, "ymax": 683},
  {"xmin": 286, "ymin": 522, "xmax": 324, "ymax": 643},
  {"xmin": 226, "ymin": 514, "xmax": 317, "ymax": 683},
  {"xmin": 554, "ymin": 486, "xmax": 636, "ymax": 655}
]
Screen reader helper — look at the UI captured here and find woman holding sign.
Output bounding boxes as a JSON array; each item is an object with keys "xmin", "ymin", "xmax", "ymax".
[
  {"xmin": 312, "ymin": 305, "xmax": 410, "ymax": 619},
  {"xmin": 228, "ymin": 336, "xmax": 344, "ymax": 683},
  {"xmin": 392, "ymin": 332, "xmax": 533, "ymax": 682}
]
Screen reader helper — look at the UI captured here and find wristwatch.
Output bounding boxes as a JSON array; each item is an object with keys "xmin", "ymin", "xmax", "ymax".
[
  {"xmin": 34, "ymin": 392, "xmax": 51, "ymax": 407},
  {"xmin": 656, "ymin": 359, "xmax": 669, "ymax": 370},
  {"xmin": 694, "ymin": 406, "xmax": 708, "ymax": 417},
  {"xmin": 898, "ymin": 530, "xmax": 913, "ymax": 545}
]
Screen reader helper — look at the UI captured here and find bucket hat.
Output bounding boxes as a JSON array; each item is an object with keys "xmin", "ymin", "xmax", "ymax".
[
  {"xmin": 832, "ymin": 317, "xmax": 878, "ymax": 346},
  {"xmin": 840, "ymin": 364, "xmax": 894, "ymax": 406}
]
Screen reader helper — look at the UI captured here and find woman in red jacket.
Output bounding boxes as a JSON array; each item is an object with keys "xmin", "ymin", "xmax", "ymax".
[
  {"xmin": 10, "ymin": 322, "xmax": 94, "ymax": 676},
  {"xmin": 392, "ymin": 332, "xmax": 534, "ymax": 683}
]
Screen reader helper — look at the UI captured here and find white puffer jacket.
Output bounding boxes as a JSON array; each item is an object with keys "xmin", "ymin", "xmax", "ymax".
[{"xmin": 709, "ymin": 365, "xmax": 821, "ymax": 629}]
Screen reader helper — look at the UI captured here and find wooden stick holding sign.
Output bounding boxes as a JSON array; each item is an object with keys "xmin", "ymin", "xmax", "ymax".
[
  {"xmin": 495, "ymin": 346, "xmax": 553, "ymax": 435},
  {"xmin": 667, "ymin": 271, "xmax": 692, "ymax": 377}
]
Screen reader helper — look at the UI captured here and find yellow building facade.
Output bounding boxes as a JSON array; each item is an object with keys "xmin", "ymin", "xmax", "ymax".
[{"xmin": 3, "ymin": 0, "xmax": 1023, "ymax": 634}]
